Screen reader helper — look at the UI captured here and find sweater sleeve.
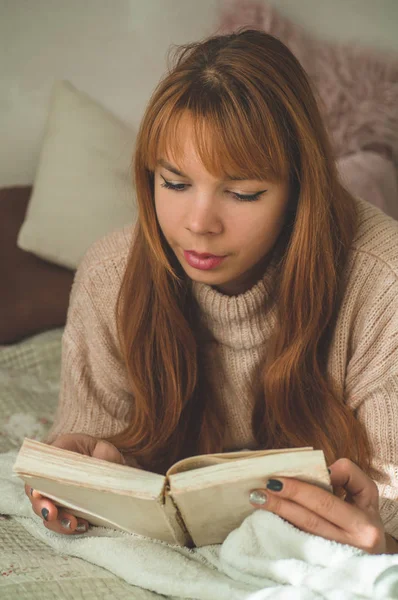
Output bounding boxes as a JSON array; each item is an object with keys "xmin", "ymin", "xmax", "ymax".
[
  {"xmin": 345, "ymin": 255, "xmax": 398, "ymax": 539},
  {"xmin": 46, "ymin": 230, "xmax": 134, "ymax": 444}
]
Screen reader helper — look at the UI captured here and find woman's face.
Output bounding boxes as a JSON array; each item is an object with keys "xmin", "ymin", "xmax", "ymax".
[{"xmin": 154, "ymin": 125, "xmax": 291, "ymax": 296}]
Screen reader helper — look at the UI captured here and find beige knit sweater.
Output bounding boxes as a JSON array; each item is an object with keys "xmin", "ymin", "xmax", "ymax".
[{"xmin": 47, "ymin": 198, "xmax": 398, "ymax": 538}]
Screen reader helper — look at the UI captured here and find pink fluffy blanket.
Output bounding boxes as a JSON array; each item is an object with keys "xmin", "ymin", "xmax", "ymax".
[{"xmin": 218, "ymin": 0, "xmax": 398, "ymax": 218}]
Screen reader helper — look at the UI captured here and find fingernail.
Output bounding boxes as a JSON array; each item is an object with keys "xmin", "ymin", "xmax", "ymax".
[
  {"xmin": 75, "ymin": 522, "xmax": 88, "ymax": 533},
  {"xmin": 30, "ymin": 488, "xmax": 34, "ymax": 496},
  {"xmin": 249, "ymin": 490, "xmax": 268, "ymax": 505},
  {"xmin": 60, "ymin": 518, "xmax": 71, "ymax": 529},
  {"xmin": 328, "ymin": 468, "xmax": 331, "ymax": 474},
  {"xmin": 41, "ymin": 508, "xmax": 49, "ymax": 521},
  {"xmin": 266, "ymin": 479, "xmax": 283, "ymax": 492}
]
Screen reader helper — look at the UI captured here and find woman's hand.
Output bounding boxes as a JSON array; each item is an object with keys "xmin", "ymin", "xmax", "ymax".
[
  {"xmin": 249, "ymin": 458, "xmax": 388, "ymax": 554},
  {"xmin": 24, "ymin": 433, "xmax": 126, "ymax": 535}
]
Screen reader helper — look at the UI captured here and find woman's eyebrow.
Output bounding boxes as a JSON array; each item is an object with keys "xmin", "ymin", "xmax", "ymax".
[
  {"xmin": 157, "ymin": 158, "xmax": 261, "ymax": 182},
  {"xmin": 157, "ymin": 159, "xmax": 187, "ymax": 177}
]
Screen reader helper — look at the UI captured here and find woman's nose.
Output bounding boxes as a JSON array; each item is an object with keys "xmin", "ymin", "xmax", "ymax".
[{"xmin": 185, "ymin": 195, "xmax": 222, "ymax": 235}]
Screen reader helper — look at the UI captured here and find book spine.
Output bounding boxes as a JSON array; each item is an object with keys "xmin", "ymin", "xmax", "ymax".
[{"xmin": 163, "ymin": 483, "xmax": 194, "ymax": 547}]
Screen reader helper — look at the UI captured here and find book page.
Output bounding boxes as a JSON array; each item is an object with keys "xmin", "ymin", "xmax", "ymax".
[
  {"xmin": 19, "ymin": 472, "xmax": 186, "ymax": 544},
  {"xmin": 168, "ymin": 450, "xmax": 330, "ymax": 547},
  {"xmin": 167, "ymin": 446, "xmax": 313, "ymax": 476},
  {"xmin": 14, "ymin": 438, "xmax": 189, "ymax": 545},
  {"xmin": 14, "ymin": 438, "xmax": 164, "ymax": 498}
]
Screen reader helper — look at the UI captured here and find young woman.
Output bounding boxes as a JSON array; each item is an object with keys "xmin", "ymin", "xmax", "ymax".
[{"xmin": 26, "ymin": 29, "xmax": 398, "ymax": 553}]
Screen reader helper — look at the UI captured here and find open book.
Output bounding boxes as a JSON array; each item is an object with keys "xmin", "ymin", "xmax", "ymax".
[{"xmin": 13, "ymin": 438, "xmax": 331, "ymax": 547}]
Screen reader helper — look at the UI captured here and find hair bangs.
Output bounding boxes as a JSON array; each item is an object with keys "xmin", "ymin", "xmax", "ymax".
[{"xmin": 144, "ymin": 94, "xmax": 289, "ymax": 183}]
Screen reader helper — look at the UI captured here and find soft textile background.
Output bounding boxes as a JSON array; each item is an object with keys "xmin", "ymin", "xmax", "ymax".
[{"xmin": 1, "ymin": 0, "xmax": 398, "ymax": 187}]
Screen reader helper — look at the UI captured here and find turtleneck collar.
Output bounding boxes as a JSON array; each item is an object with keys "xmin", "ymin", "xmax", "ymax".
[{"xmin": 191, "ymin": 259, "xmax": 278, "ymax": 350}]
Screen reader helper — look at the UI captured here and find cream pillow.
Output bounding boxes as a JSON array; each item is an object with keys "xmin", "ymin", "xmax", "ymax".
[{"xmin": 18, "ymin": 80, "xmax": 137, "ymax": 269}]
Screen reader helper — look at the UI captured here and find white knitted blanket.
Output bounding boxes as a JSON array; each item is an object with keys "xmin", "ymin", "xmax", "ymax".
[{"xmin": 1, "ymin": 450, "xmax": 398, "ymax": 600}]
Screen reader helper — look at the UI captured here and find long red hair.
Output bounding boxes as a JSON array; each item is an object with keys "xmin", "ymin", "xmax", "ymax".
[{"xmin": 107, "ymin": 29, "xmax": 372, "ymax": 475}]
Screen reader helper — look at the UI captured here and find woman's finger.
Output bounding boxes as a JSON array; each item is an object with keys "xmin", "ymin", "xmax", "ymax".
[
  {"xmin": 328, "ymin": 458, "xmax": 380, "ymax": 511},
  {"xmin": 250, "ymin": 474, "xmax": 385, "ymax": 552},
  {"xmin": 24, "ymin": 484, "xmax": 41, "ymax": 500},
  {"xmin": 252, "ymin": 474, "xmax": 366, "ymax": 534},
  {"xmin": 30, "ymin": 496, "xmax": 59, "ymax": 522},
  {"xmin": 250, "ymin": 490, "xmax": 349, "ymax": 545},
  {"xmin": 92, "ymin": 440, "xmax": 126, "ymax": 464},
  {"xmin": 24, "ymin": 469, "xmax": 90, "ymax": 535},
  {"xmin": 43, "ymin": 510, "xmax": 89, "ymax": 535},
  {"xmin": 51, "ymin": 433, "xmax": 98, "ymax": 455}
]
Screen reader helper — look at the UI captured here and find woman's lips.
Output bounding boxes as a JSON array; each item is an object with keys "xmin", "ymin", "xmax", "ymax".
[
  {"xmin": 183, "ymin": 250, "xmax": 226, "ymax": 271},
  {"xmin": 188, "ymin": 250, "xmax": 224, "ymax": 258}
]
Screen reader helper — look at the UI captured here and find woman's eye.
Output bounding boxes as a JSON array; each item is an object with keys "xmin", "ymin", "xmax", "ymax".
[
  {"xmin": 159, "ymin": 175, "xmax": 266, "ymax": 201},
  {"xmin": 160, "ymin": 177, "xmax": 188, "ymax": 192},
  {"xmin": 230, "ymin": 190, "xmax": 266, "ymax": 202}
]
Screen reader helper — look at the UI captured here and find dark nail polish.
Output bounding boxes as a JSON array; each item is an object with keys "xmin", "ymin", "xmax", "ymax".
[
  {"xmin": 41, "ymin": 508, "xmax": 49, "ymax": 521},
  {"xmin": 30, "ymin": 488, "xmax": 34, "ymax": 495},
  {"xmin": 328, "ymin": 468, "xmax": 331, "ymax": 474},
  {"xmin": 266, "ymin": 478, "xmax": 283, "ymax": 492}
]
